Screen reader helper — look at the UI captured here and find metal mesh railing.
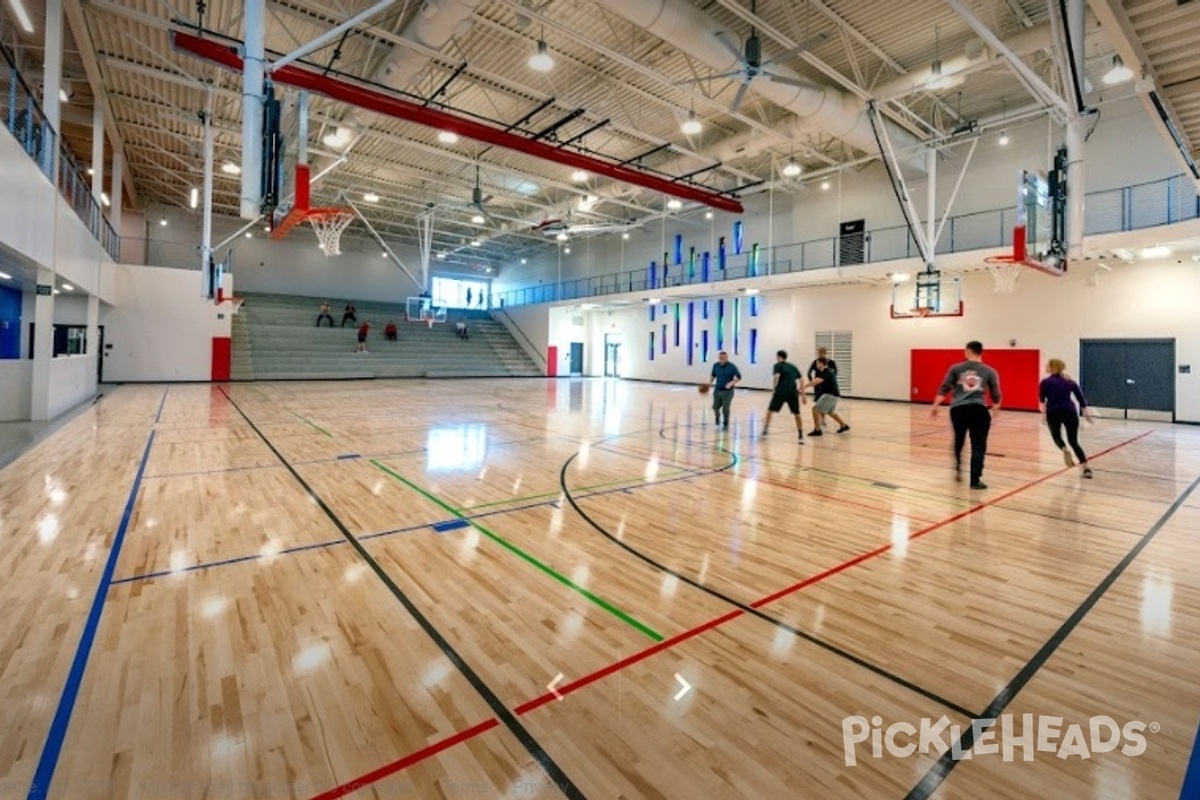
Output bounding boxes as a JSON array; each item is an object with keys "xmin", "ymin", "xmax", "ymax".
[{"xmin": 494, "ymin": 173, "xmax": 1200, "ymax": 309}]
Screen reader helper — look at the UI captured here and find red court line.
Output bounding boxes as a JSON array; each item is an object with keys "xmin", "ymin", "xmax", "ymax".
[
  {"xmin": 308, "ymin": 430, "xmax": 1151, "ymax": 798},
  {"xmin": 310, "ymin": 718, "xmax": 499, "ymax": 800}
]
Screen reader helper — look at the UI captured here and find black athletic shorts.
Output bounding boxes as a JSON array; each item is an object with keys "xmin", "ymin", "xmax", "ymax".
[
  {"xmin": 357, "ymin": 333, "xmax": 367, "ymax": 343},
  {"xmin": 768, "ymin": 393, "xmax": 800, "ymax": 414}
]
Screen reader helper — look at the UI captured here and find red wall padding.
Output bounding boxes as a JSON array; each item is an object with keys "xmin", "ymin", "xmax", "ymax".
[
  {"xmin": 211, "ymin": 337, "xmax": 232, "ymax": 382},
  {"xmin": 546, "ymin": 345, "xmax": 558, "ymax": 377},
  {"xmin": 910, "ymin": 348, "xmax": 1042, "ymax": 411}
]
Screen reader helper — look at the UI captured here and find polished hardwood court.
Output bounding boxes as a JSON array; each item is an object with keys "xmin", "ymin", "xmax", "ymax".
[{"xmin": 1, "ymin": 378, "xmax": 1198, "ymax": 799}]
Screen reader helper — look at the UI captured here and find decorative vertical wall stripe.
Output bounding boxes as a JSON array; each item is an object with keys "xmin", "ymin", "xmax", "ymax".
[
  {"xmin": 649, "ymin": 331, "xmax": 655, "ymax": 361},
  {"xmin": 661, "ymin": 324, "xmax": 667, "ymax": 354},
  {"xmin": 702, "ymin": 330, "xmax": 709, "ymax": 363},
  {"xmin": 718, "ymin": 236, "xmax": 727, "ymax": 270},
  {"xmin": 733, "ymin": 297, "xmax": 741, "ymax": 355},
  {"xmin": 716, "ymin": 299, "xmax": 725, "ymax": 351},
  {"xmin": 649, "ymin": 261, "xmax": 657, "ymax": 289},
  {"xmin": 750, "ymin": 328, "xmax": 758, "ymax": 364},
  {"xmin": 688, "ymin": 246, "xmax": 696, "ymax": 281},
  {"xmin": 750, "ymin": 295, "xmax": 759, "ymax": 317},
  {"xmin": 674, "ymin": 235, "xmax": 683, "ymax": 266},
  {"xmin": 686, "ymin": 302, "xmax": 695, "ymax": 366},
  {"xmin": 734, "ymin": 221, "xmax": 744, "ymax": 255},
  {"xmin": 650, "ymin": 305, "xmax": 656, "ymax": 322},
  {"xmin": 701, "ymin": 251, "xmax": 711, "ymax": 282},
  {"xmin": 702, "ymin": 300, "xmax": 710, "ymax": 320},
  {"xmin": 750, "ymin": 243, "xmax": 759, "ymax": 277}
]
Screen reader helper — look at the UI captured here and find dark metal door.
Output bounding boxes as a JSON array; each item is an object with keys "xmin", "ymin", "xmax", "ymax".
[{"xmin": 1079, "ymin": 339, "xmax": 1175, "ymax": 419}]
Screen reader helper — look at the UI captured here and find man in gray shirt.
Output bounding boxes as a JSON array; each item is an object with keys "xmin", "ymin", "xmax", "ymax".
[
  {"xmin": 930, "ymin": 340, "xmax": 1002, "ymax": 490},
  {"xmin": 709, "ymin": 351, "xmax": 742, "ymax": 429}
]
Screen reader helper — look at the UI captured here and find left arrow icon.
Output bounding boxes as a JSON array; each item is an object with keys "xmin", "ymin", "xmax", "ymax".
[{"xmin": 548, "ymin": 673, "xmax": 565, "ymax": 701}]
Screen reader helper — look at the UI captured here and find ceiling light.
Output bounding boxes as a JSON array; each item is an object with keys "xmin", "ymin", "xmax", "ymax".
[
  {"xmin": 998, "ymin": 130, "xmax": 1010, "ymax": 146},
  {"xmin": 782, "ymin": 161, "xmax": 802, "ymax": 177},
  {"xmin": 0, "ymin": 271, "xmax": 12, "ymax": 280},
  {"xmin": 190, "ymin": 187, "xmax": 199, "ymax": 208},
  {"xmin": 1140, "ymin": 245, "xmax": 1170, "ymax": 259},
  {"xmin": 520, "ymin": 258, "xmax": 527, "ymax": 264},
  {"xmin": 622, "ymin": 232, "xmax": 630, "ymax": 240},
  {"xmin": 820, "ymin": 180, "xmax": 831, "ymax": 191},
  {"xmin": 528, "ymin": 39, "xmax": 555, "ymax": 72},
  {"xmin": 1103, "ymin": 54, "xmax": 1133, "ymax": 86},
  {"xmin": 263, "ymin": 226, "xmax": 270, "ymax": 232},
  {"xmin": 381, "ymin": 251, "xmax": 388, "ymax": 258},
  {"xmin": 7, "ymin": 0, "xmax": 33, "ymax": 32},
  {"xmin": 570, "ymin": 169, "xmax": 588, "ymax": 183},
  {"xmin": 363, "ymin": 192, "xmax": 379, "ymax": 203},
  {"xmin": 890, "ymin": 272, "xmax": 910, "ymax": 283},
  {"xmin": 471, "ymin": 239, "xmax": 482, "ymax": 247},
  {"xmin": 556, "ymin": 232, "xmax": 569, "ymax": 241},
  {"xmin": 563, "ymin": 246, "xmax": 571, "ymax": 254},
  {"xmin": 666, "ymin": 199, "xmax": 683, "ymax": 210},
  {"xmin": 436, "ymin": 252, "xmax": 447, "ymax": 260},
  {"xmin": 472, "ymin": 213, "xmax": 486, "ymax": 224},
  {"xmin": 705, "ymin": 211, "xmax": 713, "ymax": 220},
  {"xmin": 86, "ymin": 168, "xmax": 94, "ymax": 176},
  {"xmin": 62, "ymin": 283, "xmax": 74, "ymax": 291},
  {"xmin": 53, "ymin": 289, "xmax": 60, "ymax": 295},
  {"xmin": 437, "ymin": 130, "xmax": 459, "ymax": 144},
  {"xmin": 485, "ymin": 266, "xmax": 493, "ymax": 273},
  {"xmin": 245, "ymin": 232, "xmax": 252, "ymax": 239},
  {"xmin": 648, "ymin": 297, "xmax": 661, "ymax": 304},
  {"xmin": 159, "ymin": 218, "xmax": 168, "ymax": 226},
  {"xmin": 59, "ymin": 88, "xmax": 69, "ymax": 103},
  {"xmin": 742, "ymin": 288, "xmax": 759, "ymax": 295},
  {"xmin": 322, "ymin": 127, "xmax": 351, "ymax": 148},
  {"xmin": 221, "ymin": 162, "xmax": 241, "ymax": 175},
  {"xmin": 100, "ymin": 192, "xmax": 110, "ymax": 207},
  {"xmin": 681, "ymin": 111, "xmax": 702, "ymax": 136}
]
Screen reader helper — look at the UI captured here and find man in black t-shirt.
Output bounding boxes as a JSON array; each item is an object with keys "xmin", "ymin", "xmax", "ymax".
[
  {"xmin": 807, "ymin": 347, "xmax": 837, "ymax": 428},
  {"xmin": 802, "ymin": 357, "xmax": 849, "ymax": 436},
  {"xmin": 762, "ymin": 350, "xmax": 805, "ymax": 443}
]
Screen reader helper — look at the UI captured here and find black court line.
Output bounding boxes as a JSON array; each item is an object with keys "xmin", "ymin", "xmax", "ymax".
[
  {"xmin": 558, "ymin": 444, "xmax": 979, "ymax": 722},
  {"xmin": 905, "ymin": 469, "xmax": 1200, "ymax": 800},
  {"xmin": 217, "ymin": 388, "xmax": 586, "ymax": 800}
]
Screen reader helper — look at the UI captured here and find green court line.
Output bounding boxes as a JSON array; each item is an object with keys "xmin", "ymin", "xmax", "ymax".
[
  {"xmin": 288, "ymin": 408, "xmax": 333, "ymax": 437},
  {"xmin": 459, "ymin": 467, "xmax": 693, "ymax": 511},
  {"xmin": 370, "ymin": 460, "xmax": 664, "ymax": 642}
]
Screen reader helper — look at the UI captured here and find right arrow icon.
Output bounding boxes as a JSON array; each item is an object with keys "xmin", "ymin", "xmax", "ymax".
[{"xmin": 673, "ymin": 673, "xmax": 691, "ymax": 701}]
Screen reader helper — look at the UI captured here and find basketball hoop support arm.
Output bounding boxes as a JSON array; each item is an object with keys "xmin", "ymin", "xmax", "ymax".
[
  {"xmin": 344, "ymin": 197, "xmax": 423, "ymax": 290},
  {"xmin": 270, "ymin": 0, "xmax": 395, "ymax": 73},
  {"xmin": 200, "ymin": 87, "xmax": 215, "ymax": 296},
  {"xmin": 932, "ymin": 137, "xmax": 978, "ymax": 246}
]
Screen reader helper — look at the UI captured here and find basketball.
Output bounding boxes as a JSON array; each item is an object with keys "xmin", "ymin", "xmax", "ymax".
[{"xmin": 698, "ymin": 383, "xmax": 711, "ymax": 394}]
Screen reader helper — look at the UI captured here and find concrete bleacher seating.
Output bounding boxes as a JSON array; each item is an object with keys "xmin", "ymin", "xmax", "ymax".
[{"xmin": 230, "ymin": 293, "xmax": 543, "ymax": 381}]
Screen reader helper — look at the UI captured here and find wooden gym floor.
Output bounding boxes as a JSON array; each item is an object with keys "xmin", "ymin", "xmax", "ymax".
[{"xmin": 1, "ymin": 378, "xmax": 1198, "ymax": 799}]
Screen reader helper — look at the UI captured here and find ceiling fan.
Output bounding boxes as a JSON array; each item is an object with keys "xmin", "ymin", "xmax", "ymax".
[
  {"xmin": 675, "ymin": 0, "xmax": 826, "ymax": 114},
  {"xmin": 465, "ymin": 164, "xmax": 496, "ymax": 227}
]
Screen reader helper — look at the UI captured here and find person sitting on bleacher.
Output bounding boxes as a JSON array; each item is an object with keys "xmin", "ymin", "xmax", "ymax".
[
  {"xmin": 455, "ymin": 320, "xmax": 469, "ymax": 340},
  {"xmin": 384, "ymin": 321, "xmax": 397, "ymax": 341},
  {"xmin": 317, "ymin": 301, "xmax": 334, "ymax": 327},
  {"xmin": 341, "ymin": 303, "xmax": 357, "ymax": 327}
]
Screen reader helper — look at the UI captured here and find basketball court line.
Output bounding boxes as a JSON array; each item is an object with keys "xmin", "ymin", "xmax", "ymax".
[
  {"xmin": 27, "ymin": 397, "xmax": 163, "ymax": 799},
  {"xmin": 107, "ymin": 456, "xmax": 737, "ymax": 585},
  {"xmin": 369, "ymin": 459, "xmax": 665, "ymax": 641},
  {"xmin": 154, "ymin": 387, "xmax": 168, "ymax": 424},
  {"xmin": 286, "ymin": 408, "xmax": 332, "ymax": 437},
  {"xmin": 217, "ymin": 387, "xmax": 587, "ymax": 799},
  {"xmin": 904, "ymin": 467, "xmax": 1200, "ymax": 800},
  {"xmin": 306, "ymin": 430, "xmax": 1153, "ymax": 799}
]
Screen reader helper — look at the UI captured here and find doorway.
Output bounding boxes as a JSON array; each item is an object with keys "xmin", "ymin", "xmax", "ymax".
[
  {"xmin": 569, "ymin": 342, "xmax": 584, "ymax": 376},
  {"xmin": 1079, "ymin": 338, "xmax": 1175, "ymax": 421},
  {"xmin": 603, "ymin": 334, "xmax": 622, "ymax": 378}
]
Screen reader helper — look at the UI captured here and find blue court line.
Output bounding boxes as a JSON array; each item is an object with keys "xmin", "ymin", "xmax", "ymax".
[
  {"xmin": 1181, "ymin": 723, "xmax": 1200, "ymax": 800},
  {"xmin": 337, "ymin": 453, "xmax": 361, "ymax": 460},
  {"xmin": 431, "ymin": 519, "xmax": 471, "ymax": 533},
  {"xmin": 28, "ymin": 428, "xmax": 156, "ymax": 800},
  {"xmin": 154, "ymin": 386, "xmax": 168, "ymax": 424},
  {"xmin": 109, "ymin": 461, "xmax": 728, "ymax": 585}
]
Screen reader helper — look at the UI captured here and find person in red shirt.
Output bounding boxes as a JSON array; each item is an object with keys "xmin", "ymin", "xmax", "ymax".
[
  {"xmin": 355, "ymin": 321, "xmax": 370, "ymax": 353},
  {"xmin": 384, "ymin": 320, "xmax": 397, "ymax": 341}
]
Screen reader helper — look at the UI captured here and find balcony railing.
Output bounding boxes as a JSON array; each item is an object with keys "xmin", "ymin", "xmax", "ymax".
[
  {"xmin": 2, "ymin": 43, "xmax": 120, "ymax": 261},
  {"xmin": 492, "ymin": 173, "xmax": 1200, "ymax": 309}
]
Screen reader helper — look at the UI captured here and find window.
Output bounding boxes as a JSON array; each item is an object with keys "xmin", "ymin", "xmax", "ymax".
[
  {"xmin": 431, "ymin": 276, "xmax": 489, "ymax": 309},
  {"xmin": 815, "ymin": 331, "xmax": 853, "ymax": 392}
]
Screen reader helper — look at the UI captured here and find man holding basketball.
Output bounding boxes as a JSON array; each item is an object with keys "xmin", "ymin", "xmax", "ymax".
[{"xmin": 709, "ymin": 351, "xmax": 742, "ymax": 429}]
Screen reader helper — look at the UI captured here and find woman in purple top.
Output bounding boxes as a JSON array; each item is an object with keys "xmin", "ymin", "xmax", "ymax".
[{"xmin": 1038, "ymin": 358, "xmax": 1093, "ymax": 478}]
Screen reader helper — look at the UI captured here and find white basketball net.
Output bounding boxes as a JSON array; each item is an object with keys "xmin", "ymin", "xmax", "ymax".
[
  {"xmin": 987, "ymin": 261, "xmax": 1022, "ymax": 293},
  {"xmin": 308, "ymin": 211, "xmax": 355, "ymax": 256}
]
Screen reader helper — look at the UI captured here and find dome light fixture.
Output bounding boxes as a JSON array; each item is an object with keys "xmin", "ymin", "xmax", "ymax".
[
  {"xmin": 528, "ymin": 39, "xmax": 555, "ymax": 72},
  {"xmin": 681, "ymin": 110, "xmax": 702, "ymax": 136}
]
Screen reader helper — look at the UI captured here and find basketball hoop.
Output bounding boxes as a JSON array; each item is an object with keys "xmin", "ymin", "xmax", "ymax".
[
  {"xmin": 913, "ymin": 306, "xmax": 932, "ymax": 317},
  {"xmin": 984, "ymin": 255, "xmax": 1022, "ymax": 293},
  {"xmin": 307, "ymin": 209, "xmax": 355, "ymax": 256}
]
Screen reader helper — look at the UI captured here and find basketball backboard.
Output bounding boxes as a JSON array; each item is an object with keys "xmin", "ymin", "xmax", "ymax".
[
  {"xmin": 1015, "ymin": 157, "xmax": 1067, "ymax": 275},
  {"xmin": 889, "ymin": 270, "xmax": 963, "ymax": 319}
]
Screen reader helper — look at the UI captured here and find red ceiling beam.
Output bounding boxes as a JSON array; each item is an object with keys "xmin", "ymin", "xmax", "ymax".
[{"xmin": 171, "ymin": 31, "xmax": 744, "ymax": 214}]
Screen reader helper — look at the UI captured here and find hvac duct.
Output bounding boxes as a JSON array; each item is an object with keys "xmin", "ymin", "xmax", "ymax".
[
  {"xmin": 241, "ymin": 0, "xmax": 266, "ymax": 218},
  {"xmin": 592, "ymin": 0, "xmax": 926, "ymax": 169}
]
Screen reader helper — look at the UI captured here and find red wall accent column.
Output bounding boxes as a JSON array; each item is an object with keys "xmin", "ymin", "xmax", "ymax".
[
  {"xmin": 910, "ymin": 348, "xmax": 1041, "ymax": 411},
  {"xmin": 212, "ymin": 337, "xmax": 232, "ymax": 381},
  {"xmin": 546, "ymin": 345, "xmax": 558, "ymax": 377}
]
